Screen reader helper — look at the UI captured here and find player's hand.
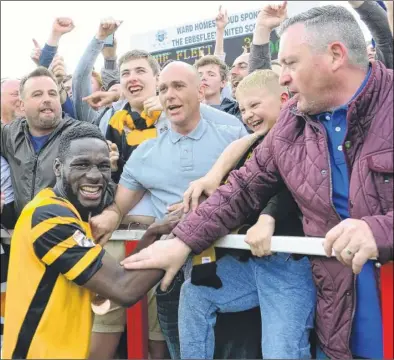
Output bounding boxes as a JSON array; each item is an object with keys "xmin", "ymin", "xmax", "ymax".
[
  {"xmin": 89, "ymin": 207, "xmax": 121, "ymax": 246},
  {"xmin": 121, "ymin": 237, "xmax": 191, "ymax": 291}
]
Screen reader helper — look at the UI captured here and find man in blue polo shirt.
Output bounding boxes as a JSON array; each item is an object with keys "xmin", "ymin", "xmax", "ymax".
[
  {"xmin": 90, "ymin": 61, "xmax": 247, "ymax": 359},
  {"xmin": 315, "ymin": 64, "xmax": 383, "ymax": 359}
]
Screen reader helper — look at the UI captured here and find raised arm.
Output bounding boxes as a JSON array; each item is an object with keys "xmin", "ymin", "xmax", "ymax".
[
  {"xmin": 183, "ymin": 133, "xmax": 262, "ymax": 212},
  {"xmin": 84, "ymin": 218, "xmax": 180, "ymax": 307},
  {"xmin": 72, "ymin": 17, "xmax": 122, "ymax": 122},
  {"xmin": 38, "ymin": 17, "xmax": 75, "ymax": 68},
  {"xmin": 385, "ymin": 1, "xmax": 393, "ymax": 36},
  {"xmin": 213, "ymin": 6, "xmax": 229, "ymax": 59},
  {"xmin": 101, "ymin": 37, "xmax": 120, "ymax": 91},
  {"xmin": 348, "ymin": 1, "xmax": 393, "ymax": 69},
  {"xmin": 249, "ymin": 1, "xmax": 287, "ymax": 74}
]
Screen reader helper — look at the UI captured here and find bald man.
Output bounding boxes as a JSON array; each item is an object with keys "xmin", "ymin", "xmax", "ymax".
[
  {"xmin": 1, "ymin": 79, "xmax": 24, "ymax": 124},
  {"xmin": 90, "ymin": 61, "xmax": 247, "ymax": 359}
]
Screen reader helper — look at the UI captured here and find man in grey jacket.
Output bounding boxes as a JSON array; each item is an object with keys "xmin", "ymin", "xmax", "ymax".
[{"xmin": 0, "ymin": 67, "xmax": 116, "ymax": 217}]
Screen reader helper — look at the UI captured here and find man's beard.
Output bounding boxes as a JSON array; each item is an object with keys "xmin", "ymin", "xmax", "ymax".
[{"xmin": 61, "ymin": 178, "xmax": 105, "ymax": 219}]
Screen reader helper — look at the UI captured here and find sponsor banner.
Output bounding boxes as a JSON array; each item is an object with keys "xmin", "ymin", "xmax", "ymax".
[{"xmin": 150, "ymin": 31, "xmax": 279, "ymax": 67}]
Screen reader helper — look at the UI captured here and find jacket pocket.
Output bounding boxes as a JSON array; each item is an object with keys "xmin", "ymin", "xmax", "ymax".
[{"xmin": 367, "ymin": 150, "xmax": 393, "ymax": 214}]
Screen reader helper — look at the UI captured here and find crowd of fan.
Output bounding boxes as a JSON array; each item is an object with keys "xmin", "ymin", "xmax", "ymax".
[{"xmin": 1, "ymin": 1, "xmax": 393, "ymax": 359}]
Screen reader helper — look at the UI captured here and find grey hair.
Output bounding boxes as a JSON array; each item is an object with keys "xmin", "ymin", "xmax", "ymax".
[{"xmin": 278, "ymin": 5, "xmax": 368, "ymax": 69}]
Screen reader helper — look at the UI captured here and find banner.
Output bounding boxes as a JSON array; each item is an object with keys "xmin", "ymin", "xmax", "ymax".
[
  {"xmin": 150, "ymin": 31, "xmax": 280, "ymax": 67},
  {"xmin": 130, "ymin": 3, "xmax": 319, "ymax": 67},
  {"xmin": 131, "ymin": 8, "xmax": 261, "ymax": 53}
]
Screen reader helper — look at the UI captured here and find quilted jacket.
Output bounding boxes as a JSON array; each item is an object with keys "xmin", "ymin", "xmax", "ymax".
[{"xmin": 173, "ymin": 61, "xmax": 393, "ymax": 359}]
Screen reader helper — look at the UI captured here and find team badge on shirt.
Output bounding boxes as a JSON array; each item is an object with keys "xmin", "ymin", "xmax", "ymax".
[{"xmin": 72, "ymin": 230, "xmax": 95, "ymax": 248}]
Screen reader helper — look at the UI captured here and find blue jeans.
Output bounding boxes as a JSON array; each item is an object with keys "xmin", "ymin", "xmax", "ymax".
[
  {"xmin": 156, "ymin": 271, "xmax": 263, "ymax": 359},
  {"xmin": 179, "ymin": 253, "xmax": 316, "ymax": 359}
]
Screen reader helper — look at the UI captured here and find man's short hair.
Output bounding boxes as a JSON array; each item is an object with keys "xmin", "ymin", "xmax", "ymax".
[
  {"xmin": 278, "ymin": 5, "xmax": 368, "ymax": 69},
  {"xmin": 194, "ymin": 55, "xmax": 229, "ymax": 81},
  {"xmin": 235, "ymin": 70, "xmax": 287, "ymax": 99},
  {"xmin": 58, "ymin": 123, "xmax": 107, "ymax": 162},
  {"xmin": 19, "ymin": 67, "xmax": 58, "ymax": 98},
  {"xmin": 118, "ymin": 50, "xmax": 160, "ymax": 76}
]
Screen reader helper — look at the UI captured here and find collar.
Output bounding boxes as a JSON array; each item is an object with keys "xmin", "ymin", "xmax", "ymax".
[{"xmin": 169, "ymin": 117, "xmax": 207, "ymax": 144}]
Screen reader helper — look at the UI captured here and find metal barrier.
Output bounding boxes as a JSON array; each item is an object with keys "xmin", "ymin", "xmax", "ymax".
[{"xmin": 1, "ymin": 230, "xmax": 392, "ymax": 359}]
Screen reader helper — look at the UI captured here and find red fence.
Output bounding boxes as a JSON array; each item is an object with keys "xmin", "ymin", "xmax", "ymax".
[{"xmin": 123, "ymin": 239, "xmax": 393, "ymax": 359}]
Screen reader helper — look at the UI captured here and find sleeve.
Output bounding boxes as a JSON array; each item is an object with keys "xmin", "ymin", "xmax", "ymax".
[
  {"xmin": 101, "ymin": 59, "xmax": 120, "ymax": 91},
  {"xmin": 118, "ymin": 148, "xmax": 146, "ymax": 191},
  {"xmin": 260, "ymin": 187, "xmax": 299, "ymax": 222},
  {"xmin": 61, "ymin": 96, "xmax": 75, "ymax": 118},
  {"xmin": 173, "ymin": 129, "xmax": 285, "ymax": 254},
  {"xmin": 249, "ymin": 43, "xmax": 272, "ymax": 74},
  {"xmin": 39, "ymin": 44, "xmax": 57, "ymax": 68},
  {"xmin": 355, "ymin": 1, "xmax": 393, "ymax": 69},
  {"xmin": 1, "ymin": 156, "xmax": 14, "ymax": 204},
  {"xmin": 72, "ymin": 37, "xmax": 103, "ymax": 123},
  {"xmin": 1, "ymin": 123, "xmax": 10, "ymax": 157},
  {"xmin": 362, "ymin": 212, "xmax": 393, "ymax": 265},
  {"xmin": 31, "ymin": 203, "xmax": 105, "ymax": 285}
]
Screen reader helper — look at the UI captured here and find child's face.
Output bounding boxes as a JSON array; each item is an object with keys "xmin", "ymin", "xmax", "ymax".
[{"xmin": 238, "ymin": 87, "xmax": 283, "ymax": 134}]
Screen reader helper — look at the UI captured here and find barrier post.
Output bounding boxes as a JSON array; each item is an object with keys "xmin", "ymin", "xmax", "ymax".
[
  {"xmin": 381, "ymin": 262, "xmax": 393, "ymax": 359},
  {"xmin": 125, "ymin": 240, "xmax": 149, "ymax": 359}
]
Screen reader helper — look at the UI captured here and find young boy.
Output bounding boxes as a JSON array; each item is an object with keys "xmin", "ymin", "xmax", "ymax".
[{"xmin": 179, "ymin": 70, "xmax": 316, "ymax": 359}]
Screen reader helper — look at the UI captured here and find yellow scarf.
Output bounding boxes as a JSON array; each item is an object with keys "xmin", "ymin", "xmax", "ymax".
[{"xmin": 108, "ymin": 108, "xmax": 162, "ymax": 147}]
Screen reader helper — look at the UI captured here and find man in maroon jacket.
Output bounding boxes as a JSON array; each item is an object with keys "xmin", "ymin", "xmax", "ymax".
[{"xmin": 118, "ymin": 5, "xmax": 392, "ymax": 359}]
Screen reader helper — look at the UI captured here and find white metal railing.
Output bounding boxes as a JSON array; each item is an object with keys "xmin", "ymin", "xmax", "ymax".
[{"xmin": 1, "ymin": 228, "xmax": 332, "ymax": 257}]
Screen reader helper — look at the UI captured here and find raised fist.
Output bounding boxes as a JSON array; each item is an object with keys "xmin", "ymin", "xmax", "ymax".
[
  {"xmin": 256, "ymin": 1, "xmax": 288, "ymax": 30},
  {"xmin": 96, "ymin": 17, "xmax": 122, "ymax": 41},
  {"xmin": 52, "ymin": 17, "xmax": 75, "ymax": 36}
]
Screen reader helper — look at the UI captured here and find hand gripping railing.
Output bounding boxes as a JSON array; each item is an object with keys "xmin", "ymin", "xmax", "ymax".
[{"xmin": 1, "ymin": 230, "xmax": 392, "ymax": 359}]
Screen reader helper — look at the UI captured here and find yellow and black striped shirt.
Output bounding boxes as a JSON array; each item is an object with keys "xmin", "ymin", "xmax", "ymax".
[{"xmin": 3, "ymin": 188, "xmax": 105, "ymax": 359}]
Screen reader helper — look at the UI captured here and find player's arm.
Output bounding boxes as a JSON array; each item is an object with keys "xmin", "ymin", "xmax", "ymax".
[
  {"xmin": 32, "ymin": 202, "xmax": 180, "ymax": 307},
  {"xmin": 84, "ymin": 212, "xmax": 182, "ymax": 307}
]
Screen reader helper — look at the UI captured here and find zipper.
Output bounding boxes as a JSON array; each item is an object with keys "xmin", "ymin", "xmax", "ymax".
[
  {"xmin": 30, "ymin": 155, "xmax": 39, "ymax": 200},
  {"xmin": 25, "ymin": 126, "xmax": 59, "ymax": 200},
  {"xmin": 304, "ymin": 115, "xmax": 355, "ymax": 357},
  {"xmin": 303, "ymin": 116, "xmax": 342, "ymax": 222}
]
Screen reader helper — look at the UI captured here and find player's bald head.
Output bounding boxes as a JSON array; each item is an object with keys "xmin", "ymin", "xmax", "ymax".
[{"xmin": 159, "ymin": 61, "xmax": 201, "ymax": 88}]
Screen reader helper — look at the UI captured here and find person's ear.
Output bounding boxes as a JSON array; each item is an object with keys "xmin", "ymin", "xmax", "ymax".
[
  {"xmin": 280, "ymin": 91, "xmax": 289, "ymax": 106},
  {"xmin": 329, "ymin": 42, "xmax": 347, "ymax": 71},
  {"xmin": 53, "ymin": 158, "xmax": 62, "ymax": 178}
]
